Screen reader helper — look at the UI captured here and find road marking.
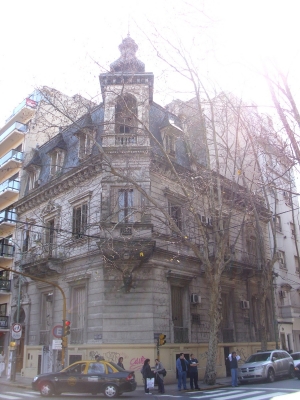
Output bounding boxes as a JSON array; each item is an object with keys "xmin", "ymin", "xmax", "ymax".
[
  {"xmin": 210, "ymin": 391, "xmax": 266, "ymax": 400},
  {"xmin": 237, "ymin": 392, "xmax": 286, "ymax": 400},
  {"xmin": 191, "ymin": 390, "xmax": 247, "ymax": 399},
  {"xmin": 6, "ymin": 393, "xmax": 37, "ymax": 398}
]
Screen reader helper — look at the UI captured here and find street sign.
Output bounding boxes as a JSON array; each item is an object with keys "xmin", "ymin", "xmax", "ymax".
[
  {"xmin": 12, "ymin": 323, "xmax": 22, "ymax": 333},
  {"xmin": 52, "ymin": 339, "xmax": 62, "ymax": 350},
  {"xmin": 52, "ymin": 325, "xmax": 63, "ymax": 338},
  {"xmin": 12, "ymin": 323, "xmax": 22, "ymax": 339}
]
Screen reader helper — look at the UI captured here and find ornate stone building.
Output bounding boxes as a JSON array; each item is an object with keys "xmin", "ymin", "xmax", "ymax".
[{"xmin": 13, "ymin": 37, "xmax": 275, "ymax": 381}]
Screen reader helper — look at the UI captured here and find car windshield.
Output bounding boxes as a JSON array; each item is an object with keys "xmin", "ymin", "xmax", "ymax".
[
  {"xmin": 246, "ymin": 353, "xmax": 271, "ymax": 363},
  {"xmin": 292, "ymin": 354, "xmax": 300, "ymax": 361}
]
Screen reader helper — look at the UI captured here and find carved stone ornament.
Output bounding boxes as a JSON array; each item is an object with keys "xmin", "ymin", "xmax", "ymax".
[{"xmin": 97, "ymin": 238, "xmax": 155, "ymax": 293}]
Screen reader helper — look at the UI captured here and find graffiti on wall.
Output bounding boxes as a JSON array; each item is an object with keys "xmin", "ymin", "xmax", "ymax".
[{"xmin": 129, "ymin": 356, "xmax": 147, "ymax": 371}]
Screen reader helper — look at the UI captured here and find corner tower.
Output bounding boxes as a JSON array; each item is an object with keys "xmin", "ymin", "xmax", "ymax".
[{"xmin": 99, "ymin": 36, "xmax": 154, "ymax": 149}]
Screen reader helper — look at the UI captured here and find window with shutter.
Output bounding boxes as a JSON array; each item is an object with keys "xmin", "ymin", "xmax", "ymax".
[{"xmin": 72, "ymin": 203, "xmax": 88, "ymax": 238}]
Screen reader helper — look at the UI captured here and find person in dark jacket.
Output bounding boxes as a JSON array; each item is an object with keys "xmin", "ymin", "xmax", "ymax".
[
  {"xmin": 228, "ymin": 351, "xmax": 240, "ymax": 387},
  {"xmin": 189, "ymin": 354, "xmax": 200, "ymax": 390},
  {"xmin": 117, "ymin": 357, "xmax": 125, "ymax": 369},
  {"xmin": 176, "ymin": 353, "xmax": 189, "ymax": 390},
  {"xmin": 142, "ymin": 358, "xmax": 154, "ymax": 394}
]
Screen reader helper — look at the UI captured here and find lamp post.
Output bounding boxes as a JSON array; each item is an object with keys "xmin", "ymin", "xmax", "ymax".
[{"xmin": 1, "ymin": 266, "xmax": 67, "ymax": 377}]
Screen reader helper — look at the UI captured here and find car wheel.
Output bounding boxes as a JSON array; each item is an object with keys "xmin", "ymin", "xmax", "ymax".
[
  {"xmin": 289, "ymin": 366, "xmax": 295, "ymax": 379},
  {"xmin": 103, "ymin": 384, "xmax": 118, "ymax": 398},
  {"xmin": 267, "ymin": 368, "xmax": 275, "ymax": 383},
  {"xmin": 39, "ymin": 381, "xmax": 54, "ymax": 397}
]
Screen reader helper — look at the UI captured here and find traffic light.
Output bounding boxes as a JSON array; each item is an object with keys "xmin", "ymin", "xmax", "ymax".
[
  {"xmin": 64, "ymin": 320, "xmax": 71, "ymax": 336},
  {"xmin": 159, "ymin": 334, "xmax": 166, "ymax": 346}
]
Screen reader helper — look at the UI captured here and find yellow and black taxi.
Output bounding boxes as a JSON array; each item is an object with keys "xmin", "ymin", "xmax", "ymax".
[{"xmin": 32, "ymin": 360, "xmax": 137, "ymax": 397}]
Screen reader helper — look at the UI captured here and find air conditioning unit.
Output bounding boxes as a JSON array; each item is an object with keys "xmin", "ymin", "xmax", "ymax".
[
  {"xmin": 279, "ymin": 290, "xmax": 286, "ymax": 298},
  {"xmin": 191, "ymin": 294, "xmax": 201, "ymax": 304},
  {"xmin": 240, "ymin": 300, "xmax": 250, "ymax": 309}
]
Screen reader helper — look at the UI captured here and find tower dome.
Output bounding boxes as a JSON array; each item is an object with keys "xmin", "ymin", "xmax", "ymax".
[{"xmin": 110, "ymin": 36, "xmax": 145, "ymax": 73}]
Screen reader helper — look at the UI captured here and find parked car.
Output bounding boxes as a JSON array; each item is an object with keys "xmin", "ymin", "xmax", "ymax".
[
  {"xmin": 290, "ymin": 352, "xmax": 300, "ymax": 367},
  {"xmin": 32, "ymin": 360, "xmax": 137, "ymax": 397},
  {"xmin": 238, "ymin": 350, "xmax": 295, "ymax": 383}
]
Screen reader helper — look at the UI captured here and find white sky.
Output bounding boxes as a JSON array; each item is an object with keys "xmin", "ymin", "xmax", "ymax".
[{"xmin": 0, "ymin": 0, "xmax": 300, "ymax": 124}]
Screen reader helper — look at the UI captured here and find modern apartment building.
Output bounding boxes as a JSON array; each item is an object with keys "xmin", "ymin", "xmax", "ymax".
[{"xmin": 0, "ymin": 92, "xmax": 40, "ymax": 355}]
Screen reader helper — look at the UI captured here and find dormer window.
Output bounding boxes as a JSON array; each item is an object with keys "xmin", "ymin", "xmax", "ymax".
[
  {"xmin": 49, "ymin": 150, "xmax": 65, "ymax": 177},
  {"xmin": 165, "ymin": 134, "xmax": 175, "ymax": 156},
  {"xmin": 77, "ymin": 129, "xmax": 95, "ymax": 160},
  {"xmin": 28, "ymin": 167, "xmax": 41, "ymax": 190}
]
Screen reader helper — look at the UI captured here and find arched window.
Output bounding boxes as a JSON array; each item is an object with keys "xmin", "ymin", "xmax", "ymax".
[{"xmin": 115, "ymin": 94, "xmax": 137, "ymax": 134}]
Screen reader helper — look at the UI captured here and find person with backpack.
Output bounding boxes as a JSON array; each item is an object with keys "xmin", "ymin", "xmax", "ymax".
[{"xmin": 154, "ymin": 358, "xmax": 165, "ymax": 394}]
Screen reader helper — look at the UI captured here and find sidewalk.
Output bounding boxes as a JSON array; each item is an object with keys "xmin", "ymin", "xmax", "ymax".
[{"xmin": 0, "ymin": 373, "xmax": 232, "ymax": 392}]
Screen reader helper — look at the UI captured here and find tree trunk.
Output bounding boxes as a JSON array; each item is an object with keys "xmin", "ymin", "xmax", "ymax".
[{"xmin": 204, "ymin": 272, "xmax": 222, "ymax": 384}]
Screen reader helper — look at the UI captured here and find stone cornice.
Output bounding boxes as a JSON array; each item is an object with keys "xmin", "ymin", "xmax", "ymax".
[{"xmin": 15, "ymin": 156, "xmax": 102, "ymax": 214}]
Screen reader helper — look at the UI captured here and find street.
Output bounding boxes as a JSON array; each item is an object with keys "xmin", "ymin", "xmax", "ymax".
[{"xmin": 0, "ymin": 378, "xmax": 300, "ymax": 400}]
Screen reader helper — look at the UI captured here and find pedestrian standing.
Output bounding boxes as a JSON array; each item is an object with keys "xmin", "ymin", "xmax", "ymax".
[
  {"xmin": 117, "ymin": 357, "xmax": 125, "ymax": 369},
  {"xmin": 0, "ymin": 351, "xmax": 5, "ymax": 378},
  {"xmin": 228, "ymin": 351, "xmax": 240, "ymax": 387},
  {"xmin": 142, "ymin": 358, "xmax": 154, "ymax": 394},
  {"xmin": 176, "ymin": 353, "xmax": 189, "ymax": 391},
  {"xmin": 189, "ymin": 354, "xmax": 200, "ymax": 390},
  {"xmin": 154, "ymin": 358, "xmax": 165, "ymax": 394}
]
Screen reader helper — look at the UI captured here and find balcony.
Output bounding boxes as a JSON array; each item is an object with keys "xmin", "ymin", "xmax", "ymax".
[
  {"xmin": 0, "ymin": 316, "xmax": 9, "ymax": 329},
  {"xmin": 279, "ymin": 305, "xmax": 300, "ymax": 319},
  {"xmin": 0, "ymin": 242, "xmax": 14, "ymax": 258},
  {"xmin": 174, "ymin": 327, "xmax": 189, "ymax": 343},
  {"xmin": 0, "ymin": 279, "xmax": 11, "ymax": 292},
  {"xmin": 0, "ymin": 209, "xmax": 16, "ymax": 237},
  {"xmin": 0, "ymin": 179, "xmax": 19, "ymax": 206},
  {"xmin": 4, "ymin": 97, "xmax": 37, "ymax": 125},
  {"xmin": 0, "ymin": 150, "xmax": 23, "ymax": 182},
  {"xmin": 0, "ymin": 122, "xmax": 27, "ymax": 157}
]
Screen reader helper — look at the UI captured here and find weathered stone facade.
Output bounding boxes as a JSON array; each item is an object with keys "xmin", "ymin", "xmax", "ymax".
[{"xmin": 12, "ymin": 37, "xmax": 275, "ymax": 381}]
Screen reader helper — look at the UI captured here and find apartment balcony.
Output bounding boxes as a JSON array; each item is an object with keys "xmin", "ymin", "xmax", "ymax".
[
  {"xmin": 0, "ymin": 122, "xmax": 27, "ymax": 157},
  {"xmin": 174, "ymin": 327, "xmax": 189, "ymax": 343},
  {"xmin": 0, "ymin": 279, "xmax": 11, "ymax": 292},
  {"xmin": 0, "ymin": 316, "xmax": 9, "ymax": 329},
  {"xmin": 0, "ymin": 150, "xmax": 23, "ymax": 182},
  {"xmin": 4, "ymin": 97, "xmax": 37, "ymax": 126},
  {"xmin": 0, "ymin": 209, "xmax": 16, "ymax": 237},
  {"xmin": 0, "ymin": 179, "xmax": 20, "ymax": 206},
  {"xmin": 0, "ymin": 239, "xmax": 15, "ymax": 268},
  {"xmin": 279, "ymin": 305, "xmax": 300, "ymax": 319},
  {"xmin": 20, "ymin": 244, "xmax": 65, "ymax": 276}
]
